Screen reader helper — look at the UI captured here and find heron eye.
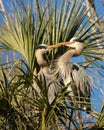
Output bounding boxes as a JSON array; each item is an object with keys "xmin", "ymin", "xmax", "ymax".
[
  {"xmin": 36, "ymin": 45, "xmax": 47, "ymax": 49},
  {"xmin": 41, "ymin": 46, "xmax": 47, "ymax": 49},
  {"xmin": 72, "ymin": 64, "xmax": 79, "ymax": 71}
]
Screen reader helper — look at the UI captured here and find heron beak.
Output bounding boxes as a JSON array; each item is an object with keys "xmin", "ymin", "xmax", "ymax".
[
  {"xmin": 47, "ymin": 42, "xmax": 72, "ymax": 49},
  {"xmin": 47, "ymin": 45, "xmax": 60, "ymax": 49},
  {"xmin": 56, "ymin": 41, "xmax": 76, "ymax": 50},
  {"xmin": 56, "ymin": 41, "xmax": 72, "ymax": 47}
]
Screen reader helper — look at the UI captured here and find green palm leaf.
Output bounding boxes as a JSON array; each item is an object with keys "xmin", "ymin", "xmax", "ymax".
[
  {"xmin": 0, "ymin": 0, "xmax": 104, "ymax": 71},
  {"xmin": 0, "ymin": 2, "xmax": 51, "ymax": 72}
]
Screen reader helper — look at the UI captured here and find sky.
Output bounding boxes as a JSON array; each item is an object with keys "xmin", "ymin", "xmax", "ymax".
[
  {"xmin": 1, "ymin": 0, "xmax": 104, "ymax": 17},
  {"xmin": 95, "ymin": 0, "xmax": 104, "ymax": 16}
]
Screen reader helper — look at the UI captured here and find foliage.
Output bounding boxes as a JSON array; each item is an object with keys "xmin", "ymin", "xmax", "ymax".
[
  {"xmin": 95, "ymin": 102, "xmax": 104, "ymax": 129},
  {"xmin": 0, "ymin": 0, "xmax": 104, "ymax": 70},
  {"xmin": 0, "ymin": 69, "xmax": 34, "ymax": 129},
  {"xmin": 0, "ymin": 67, "xmax": 77, "ymax": 130}
]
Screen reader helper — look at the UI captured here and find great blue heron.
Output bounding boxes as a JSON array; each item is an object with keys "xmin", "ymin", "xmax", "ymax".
[
  {"xmin": 54, "ymin": 37, "xmax": 93, "ymax": 111},
  {"xmin": 35, "ymin": 44, "xmax": 60, "ymax": 104}
]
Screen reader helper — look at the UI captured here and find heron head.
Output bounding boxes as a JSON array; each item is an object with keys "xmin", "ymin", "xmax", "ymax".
[
  {"xmin": 54, "ymin": 37, "xmax": 84, "ymax": 55},
  {"xmin": 36, "ymin": 44, "xmax": 47, "ymax": 51},
  {"xmin": 70, "ymin": 37, "xmax": 80, "ymax": 42},
  {"xmin": 35, "ymin": 44, "xmax": 59, "ymax": 66},
  {"xmin": 35, "ymin": 44, "xmax": 60, "ymax": 55},
  {"xmin": 69, "ymin": 37, "xmax": 84, "ymax": 54}
]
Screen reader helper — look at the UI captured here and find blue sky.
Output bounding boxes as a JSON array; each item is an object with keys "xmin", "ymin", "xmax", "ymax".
[
  {"xmin": 95, "ymin": 0, "xmax": 104, "ymax": 16},
  {"xmin": 1, "ymin": 0, "xmax": 104, "ymax": 17}
]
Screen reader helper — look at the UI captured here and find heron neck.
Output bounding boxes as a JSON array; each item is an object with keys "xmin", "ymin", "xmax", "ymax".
[
  {"xmin": 58, "ymin": 49, "xmax": 75, "ymax": 64},
  {"xmin": 40, "ymin": 65, "xmax": 50, "ymax": 74},
  {"xmin": 35, "ymin": 51, "xmax": 50, "ymax": 74},
  {"xmin": 38, "ymin": 57, "xmax": 50, "ymax": 74}
]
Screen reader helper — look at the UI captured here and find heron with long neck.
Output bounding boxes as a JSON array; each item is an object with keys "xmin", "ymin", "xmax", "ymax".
[
  {"xmin": 35, "ymin": 44, "xmax": 60, "ymax": 104},
  {"xmin": 54, "ymin": 37, "xmax": 93, "ymax": 111}
]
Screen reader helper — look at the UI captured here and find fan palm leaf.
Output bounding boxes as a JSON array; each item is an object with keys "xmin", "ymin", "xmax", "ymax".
[
  {"xmin": 0, "ymin": 69, "xmax": 34, "ymax": 129},
  {"xmin": 44, "ymin": 0, "xmax": 104, "ymax": 67},
  {"xmin": 0, "ymin": 0, "xmax": 103, "ymax": 71},
  {"xmin": 0, "ymin": 2, "xmax": 51, "ymax": 73}
]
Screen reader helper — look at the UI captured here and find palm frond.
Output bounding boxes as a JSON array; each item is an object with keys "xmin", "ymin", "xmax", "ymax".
[
  {"xmin": 95, "ymin": 102, "xmax": 104, "ymax": 129},
  {"xmin": 0, "ymin": 0, "xmax": 104, "ymax": 70}
]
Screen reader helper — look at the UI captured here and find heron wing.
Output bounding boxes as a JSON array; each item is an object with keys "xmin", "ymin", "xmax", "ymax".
[{"xmin": 71, "ymin": 63, "xmax": 94, "ymax": 98}]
